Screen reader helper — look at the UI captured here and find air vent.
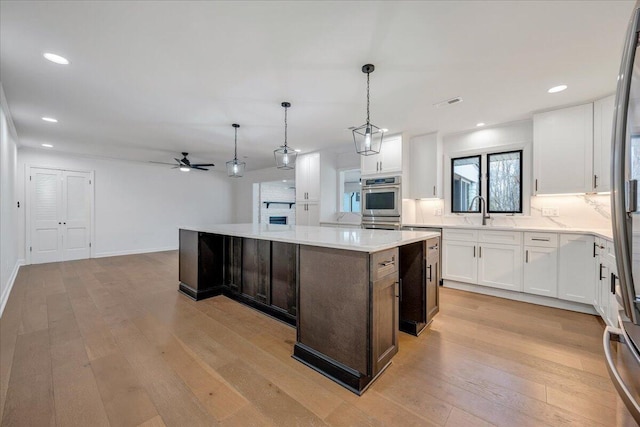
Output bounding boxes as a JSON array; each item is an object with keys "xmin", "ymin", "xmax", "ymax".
[{"xmin": 434, "ymin": 97, "xmax": 463, "ymax": 108}]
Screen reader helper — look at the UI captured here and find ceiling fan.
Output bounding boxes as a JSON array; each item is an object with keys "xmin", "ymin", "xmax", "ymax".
[{"xmin": 151, "ymin": 152, "xmax": 215, "ymax": 171}]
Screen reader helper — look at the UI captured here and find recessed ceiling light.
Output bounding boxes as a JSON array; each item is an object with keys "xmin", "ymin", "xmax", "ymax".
[
  {"xmin": 179, "ymin": 166, "xmax": 190, "ymax": 172},
  {"xmin": 43, "ymin": 52, "xmax": 70, "ymax": 65},
  {"xmin": 380, "ymin": 128, "xmax": 389, "ymax": 133},
  {"xmin": 294, "ymin": 149, "xmax": 301, "ymax": 152},
  {"xmin": 548, "ymin": 85, "xmax": 567, "ymax": 93},
  {"xmin": 476, "ymin": 122, "xmax": 485, "ymax": 127},
  {"xmin": 41, "ymin": 143, "xmax": 53, "ymax": 148},
  {"xmin": 282, "ymin": 180, "xmax": 287, "ymax": 182},
  {"xmin": 42, "ymin": 117, "xmax": 58, "ymax": 123}
]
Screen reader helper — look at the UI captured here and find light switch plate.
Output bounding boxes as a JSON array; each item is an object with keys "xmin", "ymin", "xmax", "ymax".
[
  {"xmin": 435, "ymin": 208, "xmax": 442, "ymax": 216},
  {"xmin": 542, "ymin": 207, "xmax": 559, "ymax": 217}
]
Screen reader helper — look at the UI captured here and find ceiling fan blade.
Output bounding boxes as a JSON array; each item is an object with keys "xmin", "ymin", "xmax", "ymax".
[
  {"xmin": 192, "ymin": 163, "xmax": 215, "ymax": 167},
  {"xmin": 192, "ymin": 166, "xmax": 209, "ymax": 171},
  {"xmin": 149, "ymin": 161, "xmax": 178, "ymax": 166},
  {"xmin": 174, "ymin": 158, "xmax": 183, "ymax": 165}
]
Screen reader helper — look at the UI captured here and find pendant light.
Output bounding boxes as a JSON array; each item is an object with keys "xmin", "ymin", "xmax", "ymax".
[
  {"xmin": 353, "ymin": 64, "xmax": 384, "ymax": 156},
  {"xmin": 226, "ymin": 123, "xmax": 246, "ymax": 177},
  {"xmin": 274, "ymin": 101, "xmax": 297, "ymax": 169}
]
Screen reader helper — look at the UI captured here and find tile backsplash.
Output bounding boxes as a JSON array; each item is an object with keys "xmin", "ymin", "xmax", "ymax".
[{"xmin": 407, "ymin": 194, "xmax": 612, "ymax": 230}]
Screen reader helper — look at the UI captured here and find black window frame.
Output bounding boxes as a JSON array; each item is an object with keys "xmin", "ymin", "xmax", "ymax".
[
  {"xmin": 486, "ymin": 149, "xmax": 523, "ymax": 214},
  {"xmin": 451, "ymin": 155, "xmax": 482, "ymax": 213}
]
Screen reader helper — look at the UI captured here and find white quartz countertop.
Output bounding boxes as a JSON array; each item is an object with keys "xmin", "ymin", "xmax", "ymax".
[
  {"xmin": 401, "ymin": 223, "xmax": 613, "ymax": 241},
  {"xmin": 180, "ymin": 224, "xmax": 440, "ymax": 252}
]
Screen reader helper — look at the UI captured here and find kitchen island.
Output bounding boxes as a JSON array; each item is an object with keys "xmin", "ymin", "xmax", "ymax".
[{"xmin": 178, "ymin": 224, "xmax": 440, "ymax": 394}]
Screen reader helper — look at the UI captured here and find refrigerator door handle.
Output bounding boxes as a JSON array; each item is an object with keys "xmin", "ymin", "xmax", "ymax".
[
  {"xmin": 626, "ymin": 180, "xmax": 638, "ymax": 213},
  {"xmin": 603, "ymin": 326, "xmax": 640, "ymax": 424},
  {"xmin": 611, "ymin": 5, "xmax": 640, "ymax": 325}
]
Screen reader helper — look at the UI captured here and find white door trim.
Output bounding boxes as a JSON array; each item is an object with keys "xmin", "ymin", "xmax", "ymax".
[{"xmin": 26, "ymin": 164, "xmax": 95, "ymax": 264}]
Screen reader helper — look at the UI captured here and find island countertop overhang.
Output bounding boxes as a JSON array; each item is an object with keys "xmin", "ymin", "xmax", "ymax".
[{"xmin": 179, "ymin": 224, "xmax": 440, "ymax": 252}]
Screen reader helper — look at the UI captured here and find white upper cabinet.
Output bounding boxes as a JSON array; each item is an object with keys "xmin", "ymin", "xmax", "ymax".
[
  {"xmin": 408, "ymin": 132, "xmax": 441, "ymax": 199},
  {"xmin": 295, "ymin": 152, "xmax": 320, "ymax": 202},
  {"xmin": 593, "ymin": 95, "xmax": 615, "ymax": 192},
  {"xmin": 361, "ymin": 135, "xmax": 403, "ymax": 177},
  {"xmin": 533, "ymin": 103, "xmax": 594, "ymax": 194}
]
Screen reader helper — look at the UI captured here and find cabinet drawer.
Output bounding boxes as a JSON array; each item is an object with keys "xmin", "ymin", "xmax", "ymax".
[
  {"xmin": 478, "ymin": 230, "xmax": 522, "ymax": 246},
  {"xmin": 524, "ymin": 232, "xmax": 558, "ymax": 248},
  {"xmin": 371, "ymin": 248, "xmax": 399, "ymax": 282},
  {"xmin": 443, "ymin": 228, "xmax": 478, "ymax": 242}
]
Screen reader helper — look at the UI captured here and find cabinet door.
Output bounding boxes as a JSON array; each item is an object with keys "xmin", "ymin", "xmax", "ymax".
[
  {"xmin": 361, "ymin": 151, "xmax": 381, "ymax": 176},
  {"xmin": 372, "ymin": 274, "xmax": 399, "ymax": 376},
  {"xmin": 595, "ymin": 262, "xmax": 609, "ymax": 317},
  {"xmin": 241, "ymin": 238, "xmax": 271, "ymax": 304},
  {"xmin": 442, "ymin": 240, "xmax": 477, "ymax": 283},
  {"xmin": 380, "ymin": 136, "xmax": 402, "ymax": 174},
  {"xmin": 306, "ymin": 203, "xmax": 320, "ymax": 226},
  {"xmin": 306, "ymin": 152, "xmax": 320, "ymax": 201},
  {"xmin": 295, "ymin": 204, "xmax": 307, "ymax": 226},
  {"xmin": 409, "ymin": 133, "xmax": 439, "ymax": 199},
  {"xmin": 426, "ymin": 248, "xmax": 440, "ymax": 322},
  {"xmin": 478, "ymin": 243, "xmax": 523, "ymax": 291},
  {"xmin": 533, "ymin": 103, "xmax": 594, "ymax": 194},
  {"xmin": 295, "ymin": 155, "xmax": 309, "ymax": 201},
  {"xmin": 558, "ymin": 234, "xmax": 595, "ymax": 304},
  {"xmin": 270, "ymin": 241, "xmax": 297, "ymax": 316},
  {"xmin": 593, "ymin": 95, "xmax": 615, "ymax": 192},
  {"xmin": 523, "ymin": 246, "xmax": 558, "ymax": 297}
]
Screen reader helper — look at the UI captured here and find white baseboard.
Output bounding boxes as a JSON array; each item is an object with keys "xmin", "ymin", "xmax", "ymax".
[
  {"xmin": 94, "ymin": 246, "xmax": 178, "ymax": 258},
  {"xmin": 0, "ymin": 259, "xmax": 25, "ymax": 318},
  {"xmin": 443, "ymin": 280, "xmax": 598, "ymax": 315}
]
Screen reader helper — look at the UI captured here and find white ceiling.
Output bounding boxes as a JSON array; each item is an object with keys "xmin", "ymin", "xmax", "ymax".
[{"xmin": 0, "ymin": 1, "xmax": 634, "ymax": 171}]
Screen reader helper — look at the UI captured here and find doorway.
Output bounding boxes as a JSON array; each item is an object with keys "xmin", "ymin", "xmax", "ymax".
[{"xmin": 27, "ymin": 167, "xmax": 94, "ymax": 264}]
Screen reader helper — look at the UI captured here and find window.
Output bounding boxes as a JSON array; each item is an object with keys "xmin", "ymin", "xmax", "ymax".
[
  {"xmin": 487, "ymin": 150, "xmax": 522, "ymax": 213},
  {"xmin": 339, "ymin": 169, "xmax": 361, "ymax": 213},
  {"xmin": 451, "ymin": 155, "xmax": 481, "ymax": 213}
]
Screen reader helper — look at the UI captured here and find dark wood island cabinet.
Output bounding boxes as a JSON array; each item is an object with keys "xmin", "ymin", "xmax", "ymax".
[{"xmin": 178, "ymin": 225, "xmax": 440, "ymax": 394}]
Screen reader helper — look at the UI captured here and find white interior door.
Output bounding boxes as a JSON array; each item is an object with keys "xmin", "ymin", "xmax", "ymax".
[
  {"xmin": 29, "ymin": 167, "xmax": 93, "ymax": 264},
  {"xmin": 62, "ymin": 170, "xmax": 91, "ymax": 261},
  {"xmin": 30, "ymin": 168, "xmax": 63, "ymax": 264}
]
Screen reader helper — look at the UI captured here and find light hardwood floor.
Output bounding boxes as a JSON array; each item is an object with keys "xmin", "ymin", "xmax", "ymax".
[{"xmin": 0, "ymin": 251, "xmax": 637, "ymax": 426}]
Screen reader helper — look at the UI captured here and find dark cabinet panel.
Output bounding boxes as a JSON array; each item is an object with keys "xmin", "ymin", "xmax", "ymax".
[
  {"xmin": 225, "ymin": 236, "xmax": 242, "ymax": 291},
  {"xmin": 242, "ymin": 238, "xmax": 270, "ymax": 304},
  {"xmin": 372, "ymin": 273, "xmax": 399, "ymax": 375},
  {"xmin": 178, "ymin": 230, "xmax": 224, "ymax": 300},
  {"xmin": 399, "ymin": 236, "xmax": 440, "ymax": 335},
  {"xmin": 426, "ymin": 238, "xmax": 440, "ymax": 323},
  {"xmin": 271, "ymin": 241, "xmax": 297, "ymax": 316}
]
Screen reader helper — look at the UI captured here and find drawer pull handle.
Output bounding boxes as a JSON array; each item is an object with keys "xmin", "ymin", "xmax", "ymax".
[
  {"xmin": 531, "ymin": 238, "xmax": 550, "ymax": 241},
  {"xmin": 379, "ymin": 260, "xmax": 395, "ymax": 267}
]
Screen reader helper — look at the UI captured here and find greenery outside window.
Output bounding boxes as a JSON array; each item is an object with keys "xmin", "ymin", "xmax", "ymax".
[
  {"xmin": 451, "ymin": 155, "xmax": 481, "ymax": 213},
  {"xmin": 487, "ymin": 150, "xmax": 522, "ymax": 213}
]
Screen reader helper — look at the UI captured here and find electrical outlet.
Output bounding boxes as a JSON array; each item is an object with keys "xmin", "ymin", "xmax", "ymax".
[
  {"xmin": 542, "ymin": 207, "xmax": 559, "ymax": 217},
  {"xmin": 435, "ymin": 208, "xmax": 442, "ymax": 216}
]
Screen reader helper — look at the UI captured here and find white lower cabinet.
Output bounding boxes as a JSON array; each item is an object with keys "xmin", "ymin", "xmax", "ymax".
[
  {"xmin": 478, "ymin": 243, "xmax": 522, "ymax": 291},
  {"xmin": 558, "ymin": 234, "xmax": 595, "ymax": 304},
  {"xmin": 442, "ymin": 240, "xmax": 478, "ymax": 283},
  {"xmin": 443, "ymin": 229, "xmax": 521, "ymax": 291},
  {"xmin": 523, "ymin": 246, "xmax": 558, "ymax": 297}
]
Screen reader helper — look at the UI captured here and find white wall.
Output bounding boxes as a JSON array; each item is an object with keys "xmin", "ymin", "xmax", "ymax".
[
  {"xmin": 17, "ymin": 148, "xmax": 233, "ymax": 258},
  {"xmin": 0, "ymin": 91, "xmax": 20, "ymax": 316},
  {"xmin": 232, "ymin": 166, "xmax": 294, "ymax": 224}
]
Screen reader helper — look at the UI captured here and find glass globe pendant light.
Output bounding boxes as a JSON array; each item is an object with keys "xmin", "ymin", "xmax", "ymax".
[
  {"xmin": 226, "ymin": 123, "xmax": 246, "ymax": 177},
  {"xmin": 353, "ymin": 64, "xmax": 384, "ymax": 156},
  {"xmin": 274, "ymin": 102, "xmax": 297, "ymax": 169}
]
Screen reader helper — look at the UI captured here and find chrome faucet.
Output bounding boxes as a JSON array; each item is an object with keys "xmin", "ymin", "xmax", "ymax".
[{"xmin": 469, "ymin": 195, "xmax": 490, "ymax": 226}]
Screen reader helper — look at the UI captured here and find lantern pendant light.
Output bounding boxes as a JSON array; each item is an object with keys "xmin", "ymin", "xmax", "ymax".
[
  {"xmin": 226, "ymin": 123, "xmax": 246, "ymax": 177},
  {"xmin": 274, "ymin": 102, "xmax": 297, "ymax": 169},
  {"xmin": 353, "ymin": 64, "xmax": 384, "ymax": 156}
]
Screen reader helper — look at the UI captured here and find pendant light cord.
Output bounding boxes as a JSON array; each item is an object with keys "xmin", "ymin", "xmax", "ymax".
[
  {"xmin": 283, "ymin": 105, "xmax": 288, "ymax": 150},
  {"xmin": 234, "ymin": 126, "xmax": 238, "ymax": 161},
  {"xmin": 366, "ymin": 71, "xmax": 370, "ymax": 125}
]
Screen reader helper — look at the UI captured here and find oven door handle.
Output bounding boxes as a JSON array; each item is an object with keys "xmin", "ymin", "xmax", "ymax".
[{"xmin": 362, "ymin": 185, "xmax": 401, "ymax": 191}]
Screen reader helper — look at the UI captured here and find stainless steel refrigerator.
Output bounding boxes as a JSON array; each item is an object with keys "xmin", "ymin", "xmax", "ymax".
[{"xmin": 609, "ymin": 1, "xmax": 640, "ymax": 423}]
